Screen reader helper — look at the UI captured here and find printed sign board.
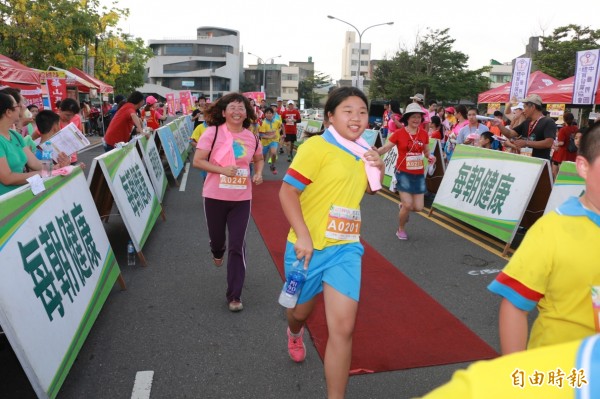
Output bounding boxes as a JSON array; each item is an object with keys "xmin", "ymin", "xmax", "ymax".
[
  {"xmin": 137, "ymin": 132, "xmax": 168, "ymax": 203},
  {"xmin": 156, "ymin": 125, "xmax": 185, "ymax": 179},
  {"xmin": 87, "ymin": 143, "xmax": 161, "ymax": 252},
  {"xmin": 0, "ymin": 169, "xmax": 120, "ymax": 399},
  {"xmin": 544, "ymin": 161, "xmax": 585, "ymax": 214}
]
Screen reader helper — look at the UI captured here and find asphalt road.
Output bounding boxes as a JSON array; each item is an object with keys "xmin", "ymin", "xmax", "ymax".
[{"xmin": 0, "ymin": 140, "xmax": 510, "ymax": 399}]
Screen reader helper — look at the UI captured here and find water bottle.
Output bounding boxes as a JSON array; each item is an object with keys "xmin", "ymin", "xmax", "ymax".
[
  {"xmin": 127, "ymin": 240, "xmax": 135, "ymax": 266},
  {"xmin": 41, "ymin": 141, "xmax": 53, "ymax": 177},
  {"xmin": 278, "ymin": 259, "xmax": 308, "ymax": 308}
]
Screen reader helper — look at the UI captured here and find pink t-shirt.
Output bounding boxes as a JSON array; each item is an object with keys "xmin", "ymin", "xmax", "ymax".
[{"xmin": 197, "ymin": 124, "xmax": 261, "ymax": 201}]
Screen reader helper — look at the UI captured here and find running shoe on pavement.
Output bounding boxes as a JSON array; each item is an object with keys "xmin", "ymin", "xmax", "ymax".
[{"xmin": 287, "ymin": 327, "xmax": 306, "ymax": 362}]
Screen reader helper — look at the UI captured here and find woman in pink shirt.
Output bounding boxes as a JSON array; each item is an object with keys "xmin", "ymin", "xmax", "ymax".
[{"xmin": 192, "ymin": 93, "xmax": 264, "ymax": 312}]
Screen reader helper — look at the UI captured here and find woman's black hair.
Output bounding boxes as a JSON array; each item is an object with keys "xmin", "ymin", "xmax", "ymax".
[
  {"xmin": 59, "ymin": 98, "xmax": 80, "ymax": 114},
  {"xmin": 389, "ymin": 100, "xmax": 401, "ymax": 115},
  {"xmin": 127, "ymin": 91, "xmax": 145, "ymax": 105},
  {"xmin": 324, "ymin": 87, "xmax": 369, "ymax": 121},
  {"xmin": 0, "ymin": 92, "xmax": 16, "ymax": 117},
  {"xmin": 205, "ymin": 92, "xmax": 256, "ymax": 128},
  {"xmin": 455, "ymin": 104, "xmax": 468, "ymax": 119}
]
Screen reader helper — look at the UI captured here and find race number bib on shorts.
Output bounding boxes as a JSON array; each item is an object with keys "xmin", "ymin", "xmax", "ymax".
[
  {"xmin": 219, "ymin": 168, "xmax": 249, "ymax": 189},
  {"xmin": 405, "ymin": 153, "xmax": 424, "ymax": 170},
  {"xmin": 325, "ymin": 205, "xmax": 361, "ymax": 241}
]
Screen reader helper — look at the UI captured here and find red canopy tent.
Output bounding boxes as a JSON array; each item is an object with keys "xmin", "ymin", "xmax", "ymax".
[
  {"xmin": 0, "ymin": 54, "xmax": 43, "ymax": 107},
  {"xmin": 68, "ymin": 67, "xmax": 113, "ymax": 95},
  {"xmin": 531, "ymin": 76, "xmax": 600, "ymax": 104},
  {"xmin": 477, "ymin": 71, "xmax": 559, "ymax": 103}
]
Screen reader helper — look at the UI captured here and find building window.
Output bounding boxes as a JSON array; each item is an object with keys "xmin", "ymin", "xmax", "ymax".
[
  {"xmin": 164, "ymin": 44, "xmax": 193, "ymax": 56},
  {"xmin": 282, "ymin": 74, "xmax": 298, "ymax": 81},
  {"xmin": 361, "ymin": 49, "xmax": 369, "ymax": 55}
]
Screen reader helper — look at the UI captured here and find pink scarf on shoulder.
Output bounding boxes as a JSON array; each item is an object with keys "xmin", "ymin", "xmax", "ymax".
[
  {"xmin": 328, "ymin": 126, "xmax": 382, "ymax": 191},
  {"xmin": 210, "ymin": 124, "xmax": 236, "ymax": 166}
]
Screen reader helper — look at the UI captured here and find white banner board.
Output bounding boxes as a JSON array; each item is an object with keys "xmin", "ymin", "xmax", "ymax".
[
  {"xmin": 137, "ymin": 132, "xmax": 168, "ymax": 203},
  {"xmin": 87, "ymin": 143, "xmax": 161, "ymax": 251},
  {"xmin": 0, "ymin": 169, "xmax": 120, "ymax": 399},
  {"xmin": 544, "ymin": 161, "xmax": 585, "ymax": 214},
  {"xmin": 432, "ymin": 145, "xmax": 548, "ymax": 243}
]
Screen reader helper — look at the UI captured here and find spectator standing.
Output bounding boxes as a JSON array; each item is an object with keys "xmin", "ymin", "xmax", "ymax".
[
  {"xmin": 192, "ymin": 93, "xmax": 264, "ymax": 312},
  {"xmin": 21, "ymin": 104, "xmax": 39, "ymax": 137},
  {"xmin": 551, "ymin": 112, "xmax": 578, "ymax": 178},
  {"xmin": 142, "ymin": 96, "xmax": 167, "ymax": 131},
  {"xmin": 103, "ymin": 91, "xmax": 145, "ymax": 152},
  {"xmin": 457, "ymin": 108, "xmax": 489, "ymax": 145},
  {"xmin": 491, "ymin": 94, "xmax": 556, "ymax": 159},
  {"xmin": 488, "ymin": 122, "xmax": 600, "ymax": 354},
  {"xmin": 387, "ymin": 100, "xmax": 403, "ymax": 137}
]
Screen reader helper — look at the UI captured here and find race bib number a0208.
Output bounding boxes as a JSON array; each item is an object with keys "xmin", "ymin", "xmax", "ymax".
[
  {"xmin": 325, "ymin": 205, "xmax": 361, "ymax": 241},
  {"xmin": 219, "ymin": 168, "xmax": 249, "ymax": 189}
]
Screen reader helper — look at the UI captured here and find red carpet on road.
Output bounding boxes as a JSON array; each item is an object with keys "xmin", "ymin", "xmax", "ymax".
[{"xmin": 251, "ymin": 181, "xmax": 497, "ymax": 374}]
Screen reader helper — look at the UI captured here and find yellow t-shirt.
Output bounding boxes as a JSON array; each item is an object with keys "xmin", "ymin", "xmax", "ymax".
[
  {"xmin": 419, "ymin": 336, "xmax": 593, "ymax": 399},
  {"xmin": 282, "ymin": 133, "xmax": 368, "ymax": 250},
  {"xmin": 258, "ymin": 118, "xmax": 282, "ymax": 146},
  {"xmin": 488, "ymin": 200, "xmax": 600, "ymax": 350},
  {"xmin": 191, "ymin": 122, "xmax": 208, "ymax": 142}
]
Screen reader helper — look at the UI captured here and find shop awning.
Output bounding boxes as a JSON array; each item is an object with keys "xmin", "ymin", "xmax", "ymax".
[
  {"xmin": 68, "ymin": 67, "xmax": 113, "ymax": 94},
  {"xmin": 0, "ymin": 54, "xmax": 41, "ymax": 86},
  {"xmin": 477, "ymin": 71, "xmax": 559, "ymax": 103},
  {"xmin": 48, "ymin": 66, "xmax": 97, "ymax": 93}
]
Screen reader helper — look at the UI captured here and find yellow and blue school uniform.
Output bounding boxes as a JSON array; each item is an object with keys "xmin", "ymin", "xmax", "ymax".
[
  {"xmin": 488, "ymin": 196, "xmax": 600, "ymax": 350},
  {"xmin": 282, "ymin": 130, "xmax": 368, "ymax": 303},
  {"xmin": 258, "ymin": 117, "xmax": 282, "ymax": 155}
]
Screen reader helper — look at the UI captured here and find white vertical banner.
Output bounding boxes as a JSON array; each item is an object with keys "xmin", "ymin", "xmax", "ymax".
[
  {"xmin": 572, "ymin": 49, "xmax": 600, "ymax": 105},
  {"xmin": 509, "ymin": 58, "xmax": 532, "ymax": 101}
]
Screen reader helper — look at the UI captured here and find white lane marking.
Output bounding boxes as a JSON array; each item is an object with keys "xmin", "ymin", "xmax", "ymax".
[
  {"xmin": 131, "ymin": 370, "xmax": 154, "ymax": 399},
  {"xmin": 179, "ymin": 162, "xmax": 191, "ymax": 191}
]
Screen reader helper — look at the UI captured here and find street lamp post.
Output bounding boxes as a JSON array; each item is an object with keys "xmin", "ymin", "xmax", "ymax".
[
  {"xmin": 327, "ymin": 16, "xmax": 393, "ymax": 90},
  {"xmin": 248, "ymin": 53, "xmax": 281, "ymax": 95}
]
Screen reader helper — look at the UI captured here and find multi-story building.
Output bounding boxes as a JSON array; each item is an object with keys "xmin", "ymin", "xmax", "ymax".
[
  {"xmin": 245, "ymin": 61, "xmax": 282, "ymax": 101},
  {"xmin": 280, "ymin": 66, "xmax": 300, "ymax": 103},
  {"xmin": 145, "ymin": 27, "xmax": 242, "ymax": 101},
  {"xmin": 341, "ymin": 31, "xmax": 371, "ymax": 85}
]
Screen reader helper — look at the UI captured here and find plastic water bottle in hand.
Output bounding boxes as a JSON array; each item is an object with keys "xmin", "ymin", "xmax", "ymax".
[
  {"xmin": 127, "ymin": 240, "xmax": 135, "ymax": 266},
  {"xmin": 41, "ymin": 141, "xmax": 53, "ymax": 177},
  {"xmin": 278, "ymin": 259, "xmax": 308, "ymax": 308}
]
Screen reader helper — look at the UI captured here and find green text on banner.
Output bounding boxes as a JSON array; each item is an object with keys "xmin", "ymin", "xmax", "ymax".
[
  {"xmin": 88, "ymin": 143, "xmax": 161, "ymax": 252},
  {"xmin": 137, "ymin": 132, "xmax": 168, "ymax": 203},
  {"xmin": 432, "ymin": 145, "xmax": 551, "ymax": 249},
  {"xmin": 0, "ymin": 169, "xmax": 120, "ymax": 399}
]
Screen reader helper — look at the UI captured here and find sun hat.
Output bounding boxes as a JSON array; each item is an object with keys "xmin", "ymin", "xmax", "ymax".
[
  {"xmin": 522, "ymin": 94, "xmax": 543, "ymax": 106},
  {"xmin": 512, "ymin": 102, "xmax": 525, "ymax": 111},
  {"xmin": 409, "ymin": 93, "xmax": 425, "ymax": 103},
  {"xmin": 401, "ymin": 102, "xmax": 426, "ymax": 124},
  {"xmin": 145, "ymin": 95, "xmax": 157, "ymax": 105},
  {"xmin": 445, "ymin": 106, "xmax": 455, "ymax": 114}
]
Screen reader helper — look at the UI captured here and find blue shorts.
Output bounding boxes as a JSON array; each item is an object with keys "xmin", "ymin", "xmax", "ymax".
[
  {"xmin": 262, "ymin": 141, "xmax": 279, "ymax": 156},
  {"xmin": 284, "ymin": 241, "xmax": 364, "ymax": 304},
  {"xmin": 395, "ymin": 171, "xmax": 426, "ymax": 194}
]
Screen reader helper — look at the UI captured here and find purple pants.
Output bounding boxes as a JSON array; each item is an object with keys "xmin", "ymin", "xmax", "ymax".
[{"xmin": 203, "ymin": 197, "xmax": 251, "ymax": 302}]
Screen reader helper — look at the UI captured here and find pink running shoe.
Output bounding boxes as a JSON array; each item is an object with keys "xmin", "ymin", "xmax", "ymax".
[
  {"xmin": 395, "ymin": 230, "xmax": 408, "ymax": 240},
  {"xmin": 287, "ymin": 327, "xmax": 306, "ymax": 362}
]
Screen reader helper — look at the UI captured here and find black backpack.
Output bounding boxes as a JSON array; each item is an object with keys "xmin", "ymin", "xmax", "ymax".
[{"xmin": 567, "ymin": 133, "xmax": 578, "ymax": 153}]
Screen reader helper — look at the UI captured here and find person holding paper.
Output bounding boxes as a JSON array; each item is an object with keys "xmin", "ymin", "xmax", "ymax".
[
  {"xmin": 34, "ymin": 110, "xmax": 72, "ymax": 168},
  {"xmin": 0, "ymin": 92, "xmax": 43, "ymax": 195},
  {"xmin": 456, "ymin": 108, "xmax": 489, "ymax": 145}
]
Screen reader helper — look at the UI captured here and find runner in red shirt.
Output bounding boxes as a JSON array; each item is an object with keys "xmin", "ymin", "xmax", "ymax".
[{"xmin": 280, "ymin": 100, "xmax": 301, "ymax": 161}]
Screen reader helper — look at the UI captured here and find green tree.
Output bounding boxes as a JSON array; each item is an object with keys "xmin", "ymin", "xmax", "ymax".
[
  {"xmin": 370, "ymin": 28, "xmax": 490, "ymax": 105},
  {"xmin": 534, "ymin": 24, "xmax": 600, "ymax": 80},
  {"xmin": 0, "ymin": 0, "xmax": 151, "ymax": 95},
  {"xmin": 298, "ymin": 72, "xmax": 330, "ymax": 109}
]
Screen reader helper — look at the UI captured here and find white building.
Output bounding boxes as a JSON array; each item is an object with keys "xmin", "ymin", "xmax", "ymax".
[
  {"xmin": 280, "ymin": 66, "xmax": 300, "ymax": 103},
  {"xmin": 145, "ymin": 27, "xmax": 242, "ymax": 101},
  {"xmin": 341, "ymin": 31, "xmax": 371, "ymax": 84}
]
